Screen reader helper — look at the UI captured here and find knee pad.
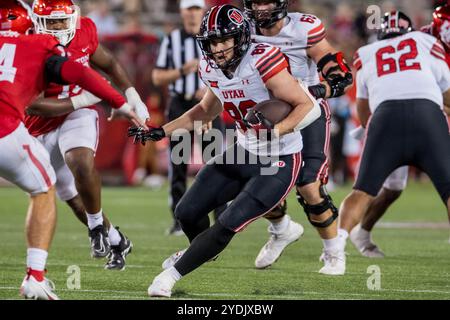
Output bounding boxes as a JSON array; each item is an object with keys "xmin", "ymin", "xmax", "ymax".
[
  {"xmin": 297, "ymin": 185, "xmax": 338, "ymax": 228},
  {"xmin": 263, "ymin": 200, "xmax": 287, "ymax": 220}
]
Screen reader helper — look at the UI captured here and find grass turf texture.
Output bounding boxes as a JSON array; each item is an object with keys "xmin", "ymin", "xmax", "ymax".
[{"xmin": 0, "ymin": 181, "xmax": 449, "ymax": 300}]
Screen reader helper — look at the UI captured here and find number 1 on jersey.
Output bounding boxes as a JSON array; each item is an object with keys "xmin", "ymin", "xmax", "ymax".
[{"xmin": 0, "ymin": 43, "xmax": 17, "ymax": 84}]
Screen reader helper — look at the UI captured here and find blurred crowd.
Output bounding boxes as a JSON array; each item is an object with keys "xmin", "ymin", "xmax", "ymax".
[{"xmin": 19, "ymin": 0, "xmax": 444, "ymax": 188}]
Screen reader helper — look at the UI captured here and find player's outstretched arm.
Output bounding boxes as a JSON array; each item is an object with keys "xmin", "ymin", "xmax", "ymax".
[
  {"xmin": 162, "ymin": 88, "xmax": 222, "ymax": 137},
  {"xmin": 26, "ymin": 91, "xmax": 101, "ymax": 117},
  {"xmin": 46, "ymin": 56, "xmax": 147, "ymax": 129},
  {"xmin": 266, "ymin": 69, "xmax": 321, "ymax": 137}
]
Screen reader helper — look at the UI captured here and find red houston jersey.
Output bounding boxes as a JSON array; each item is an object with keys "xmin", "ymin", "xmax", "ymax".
[
  {"xmin": 0, "ymin": 32, "xmax": 65, "ymax": 138},
  {"xmin": 25, "ymin": 17, "xmax": 99, "ymax": 137}
]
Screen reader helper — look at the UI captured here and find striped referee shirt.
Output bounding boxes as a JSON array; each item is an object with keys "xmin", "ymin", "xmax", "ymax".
[{"xmin": 155, "ymin": 28, "xmax": 204, "ymax": 101}]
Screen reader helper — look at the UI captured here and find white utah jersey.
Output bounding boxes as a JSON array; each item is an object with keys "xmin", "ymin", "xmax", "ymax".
[
  {"xmin": 354, "ymin": 31, "xmax": 450, "ymax": 112},
  {"xmin": 198, "ymin": 43, "xmax": 303, "ymax": 156},
  {"xmin": 251, "ymin": 12, "xmax": 326, "ymax": 86}
]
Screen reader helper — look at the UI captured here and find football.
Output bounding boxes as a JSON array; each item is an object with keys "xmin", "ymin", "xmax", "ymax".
[{"xmin": 244, "ymin": 99, "xmax": 293, "ymax": 125}]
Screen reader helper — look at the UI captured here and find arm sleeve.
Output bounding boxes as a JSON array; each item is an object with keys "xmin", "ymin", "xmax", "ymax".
[
  {"xmin": 85, "ymin": 17, "xmax": 99, "ymax": 53},
  {"xmin": 155, "ymin": 35, "xmax": 171, "ymax": 69}
]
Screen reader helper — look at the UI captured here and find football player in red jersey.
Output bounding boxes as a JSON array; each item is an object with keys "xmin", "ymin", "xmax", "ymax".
[
  {"xmin": 0, "ymin": 0, "xmax": 144, "ymax": 299},
  {"xmin": 350, "ymin": 5, "xmax": 450, "ymax": 256},
  {"xmin": 24, "ymin": 0, "xmax": 150, "ymax": 270}
]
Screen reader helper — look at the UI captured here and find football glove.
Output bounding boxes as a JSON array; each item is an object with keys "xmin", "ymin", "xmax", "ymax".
[
  {"xmin": 128, "ymin": 126, "xmax": 166, "ymax": 145},
  {"xmin": 245, "ymin": 110, "xmax": 275, "ymax": 140}
]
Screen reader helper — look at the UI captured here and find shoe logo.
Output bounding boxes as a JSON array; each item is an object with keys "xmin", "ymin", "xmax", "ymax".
[{"xmin": 272, "ymin": 161, "xmax": 286, "ymax": 168}]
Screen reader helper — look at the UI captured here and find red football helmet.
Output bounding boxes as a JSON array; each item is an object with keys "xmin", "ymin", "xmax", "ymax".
[
  {"xmin": 32, "ymin": 0, "xmax": 79, "ymax": 46},
  {"xmin": 0, "ymin": 0, "xmax": 33, "ymax": 34},
  {"xmin": 432, "ymin": 5, "xmax": 450, "ymax": 50}
]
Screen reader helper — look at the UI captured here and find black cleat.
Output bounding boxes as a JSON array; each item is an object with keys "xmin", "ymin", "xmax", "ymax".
[
  {"xmin": 88, "ymin": 225, "xmax": 111, "ymax": 258},
  {"xmin": 105, "ymin": 228, "xmax": 133, "ymax": 271}
]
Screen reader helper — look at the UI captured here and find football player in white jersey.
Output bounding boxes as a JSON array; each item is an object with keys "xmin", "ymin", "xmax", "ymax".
[
  {"xmin": 337, "ymin": 11, "xmax": 450, "ymax": 268},
  {"xmin": 350, "ymin": 5, "xmax": 450, "ymax": 256},
  {"xmin": 130, "ymin": 5, "xmax": 322, "ymax": 298},
  {"xmin": 244, "ymin": 0, "xmax": 353, "ymax": 274}
]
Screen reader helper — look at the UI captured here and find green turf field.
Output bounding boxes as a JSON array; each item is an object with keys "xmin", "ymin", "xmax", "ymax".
[{"xmin": 1, "ymin": 181, "xmax": 449, "ymax": 300}]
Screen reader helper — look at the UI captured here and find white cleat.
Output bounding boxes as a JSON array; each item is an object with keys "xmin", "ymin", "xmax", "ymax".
[
  {"xmin": 20, "ymin": 273, "xmax": 59, "ymax": 300},
  {"xmin": 148, "ymin": 270, "xmax": 177, "ymax": 298},
  {"xmin": 319, "ymin": 249, "xmax": 346, "ymax": 275},
  {"xmin": 350, "ymin": 224, "xmax": 385, "ymax": 258},
  {"xmin": 162, "ymin": 249, "xmax": 187, "ymax": 270},
  {"xmin": 255, "ymin": 217, "xmax": 304, "ymax": 269}
]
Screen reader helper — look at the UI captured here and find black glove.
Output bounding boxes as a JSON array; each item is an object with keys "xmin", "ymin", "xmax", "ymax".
[
  {"xmin": 308, "ymin": 84, "xmax": 327, "ymax": 99},
  {"xmin": 128, "ymin": 126, "xmax": 166, "ymax": 145},
  {"xmin": 326, "ymin": 72, "xmax": 353, "ymax": 98},
  {"xmin": 245, "ymin": 110, "xmax": 275, "ymax": 140}
]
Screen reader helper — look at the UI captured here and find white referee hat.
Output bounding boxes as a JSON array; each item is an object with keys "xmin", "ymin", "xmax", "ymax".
[{"xmin": 180, "ymin": 0, "xmax": 205, "ymax": 9}]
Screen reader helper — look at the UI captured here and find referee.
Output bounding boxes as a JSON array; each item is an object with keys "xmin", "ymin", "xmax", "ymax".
[{"xmin": 153, "ymin": 0, "xmax": 224, "ymax": 236}]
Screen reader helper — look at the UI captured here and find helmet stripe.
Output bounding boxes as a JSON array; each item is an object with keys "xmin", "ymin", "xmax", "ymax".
[{"xmin": 208, "ymin": 6, "xmax": 219, "ymax": 31}]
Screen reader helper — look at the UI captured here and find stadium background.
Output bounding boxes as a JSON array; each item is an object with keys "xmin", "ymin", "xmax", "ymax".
[{"xmin": 1, "ymin": 0, "xmax": 450, "ymax": 301}]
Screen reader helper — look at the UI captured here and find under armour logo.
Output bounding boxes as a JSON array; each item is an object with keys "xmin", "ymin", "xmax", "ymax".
[{"xmin": 242, "ymin": 79, "xmax": 250, "ymax": 85}]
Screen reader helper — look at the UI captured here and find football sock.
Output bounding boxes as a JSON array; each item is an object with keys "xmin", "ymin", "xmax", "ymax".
[
  {"xmin": 27, "ymin": 248, "xmax": 48, "ymax": 273},
  {"xmin": 175, "ymin": 221, "xmax": 235, "ymax": 276},
  {"xmin": 86, "ymin": 210, "xmax": 103, "ymax": 230},
  {"xmin": 166, "ymin": 266, "xmax": 182, "ymax": 281},
  {"xmin": 270, "ymin": 214, "xmax": 290, "ymax": 234},
  {"xmin": 108, "ymin": 226, "xmax": 121, "ymax": 246},
  {"xmin": 322, "ymin": 236, "xmax": 341, "ymax": 251}
]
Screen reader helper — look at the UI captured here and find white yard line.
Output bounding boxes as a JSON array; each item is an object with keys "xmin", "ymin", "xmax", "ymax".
[
  {"xmin": 377, "ymin": 222, "xmax": 450, "ymax": 229},
  {"xmin": 1, "ymin": 286, "xmax": 449, "ymax": 299}
]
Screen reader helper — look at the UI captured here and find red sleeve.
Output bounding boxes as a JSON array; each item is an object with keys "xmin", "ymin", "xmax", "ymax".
[
  {"xmin": 256, "ymin": 48, "xmax": 289, "ymax": 83},
  {"xmin": 60, "ymin": 60, "xmax": 126, "ymax": 109},
  {"xmin": 81, "ymin": 17, "xmax": 99, "ymax": 53},
  {"xmin": 44, "ymin": 35, "xmax": 65, "ymax": 58}
]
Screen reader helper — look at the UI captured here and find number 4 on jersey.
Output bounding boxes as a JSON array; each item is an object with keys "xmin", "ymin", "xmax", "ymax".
[{"xmin": 0, "ymin": 43, "xmax": 17, "ymax": 83}]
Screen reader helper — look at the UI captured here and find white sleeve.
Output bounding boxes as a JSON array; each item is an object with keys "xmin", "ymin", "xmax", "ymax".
[
  {"xmin": 422, "ymin": 34, "xmax": 450, "ymax": 93},
  {"xmin": 434, "ymin": 61, "xmax": 450, "ymax": 93}
]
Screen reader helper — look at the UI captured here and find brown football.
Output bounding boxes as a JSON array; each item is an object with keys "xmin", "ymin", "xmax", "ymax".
[{"xmin": 244, "ymin": 99, "xmax": 293, "ymax": 125}]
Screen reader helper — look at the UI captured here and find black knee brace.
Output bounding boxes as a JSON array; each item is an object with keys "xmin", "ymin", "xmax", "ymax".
[
  {"xmin": 264, "ymin": 200, "xmax": 287, "ymax": 220},
  {"xmin": 297, "ymin": 185, "xmax": 338, "ymax": 228}
]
